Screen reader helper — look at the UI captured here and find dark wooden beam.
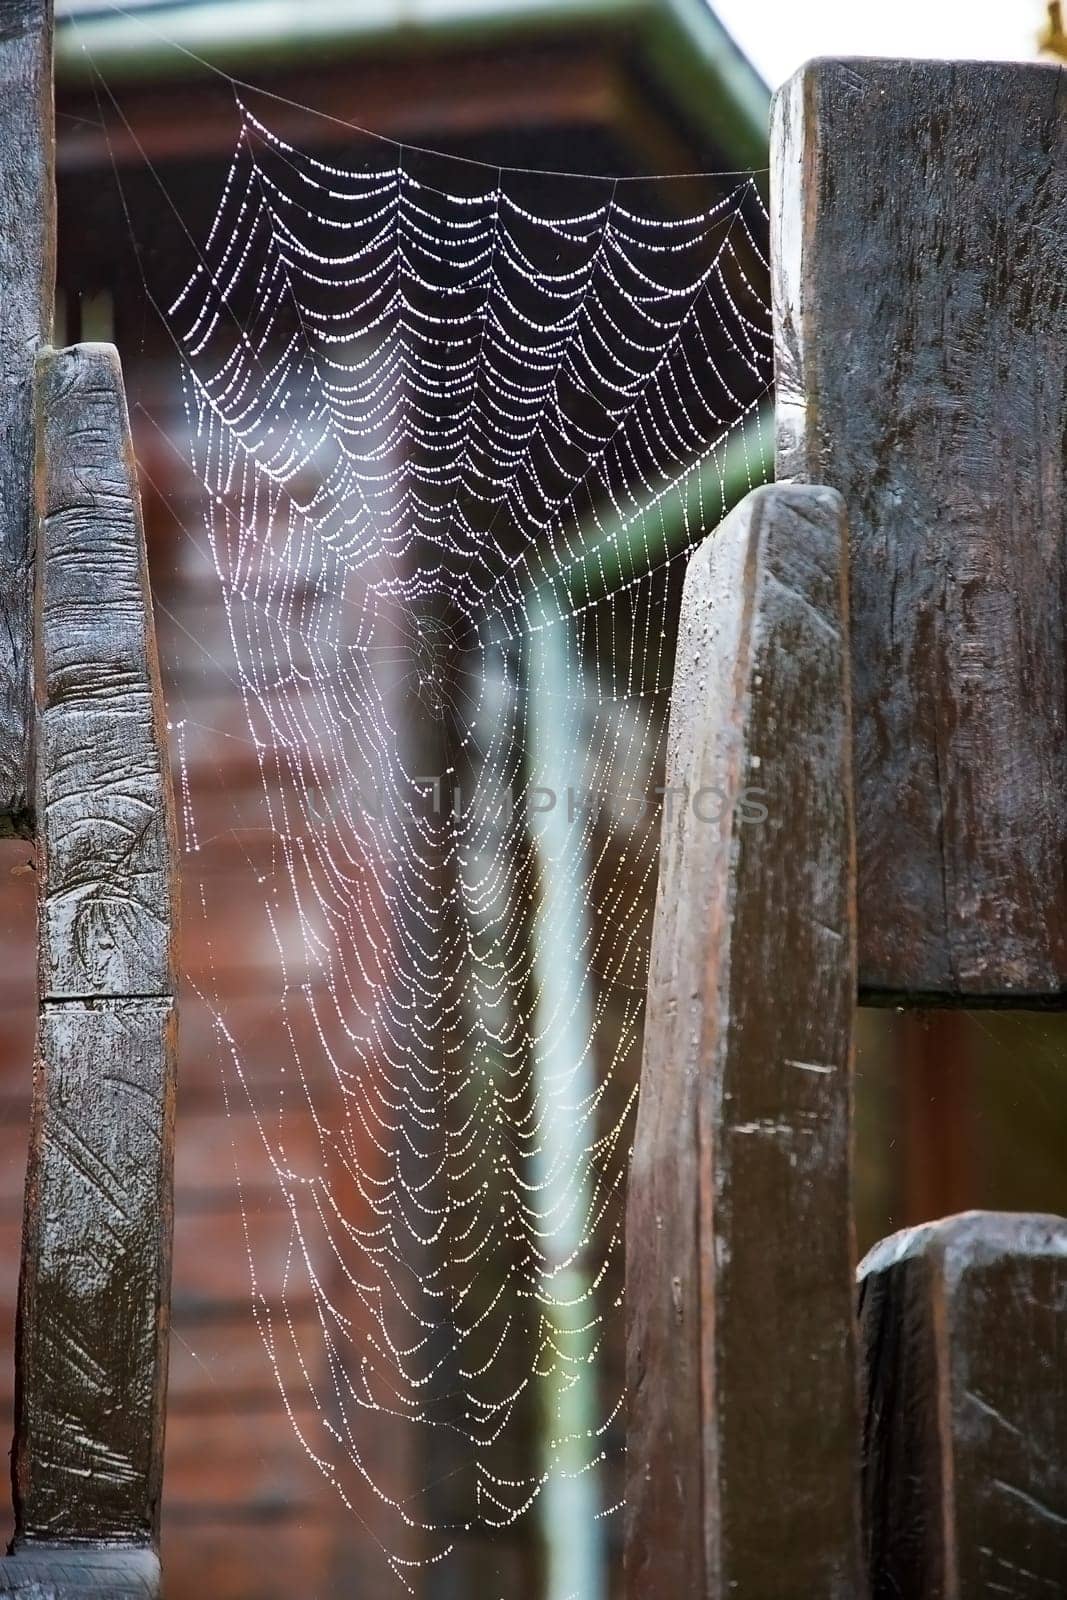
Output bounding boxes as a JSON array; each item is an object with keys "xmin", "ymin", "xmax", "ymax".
[
  {"xmin": 0, "ymin": 1546, "xmax": 160, "ymax": 1596},
  {"xmin": 625, "ymin": 483, "xmax": 864, "ymax": 1598},
  {"xmin": 0, "ymin": 0, "xmax": 55, "ymax": 832},
  {"xmin": 858, "ymin": 1211, "xmax": 1067, "ymax": 1597},
  {"xmin": 9, "ymin": 345, "xmax": 177, "ymax": 1575},
  {"xmin": 772, "ymin": 58, "xmax": 1067, "ymax": 1004},
  {"xmin": 54, "ymin": 45, "xmax": 619, "ymax": 171}
]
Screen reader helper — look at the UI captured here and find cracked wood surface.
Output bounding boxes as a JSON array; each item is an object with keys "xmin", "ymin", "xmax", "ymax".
[
  {"xmin": 858, "ymin": 1211, "xmax": 1067, "ymax": 1598},
  {"xmin": 772, "ymin": 58, "xmax": 1067, "ymax": 1002},
  {"xmin": 624, "ymin": 484, "xmax": 864, "ymax": 1599},
  {"xmin": 12, "ymin": 344, "xmax": 177, "ymax": 1565},
  {"xmin": 34, "ymin": 344, "xmax": 177, "ymax": 1000},
  {"xmin": 0, "ymin": 0, "xmax": 55, "ymax": 832}
]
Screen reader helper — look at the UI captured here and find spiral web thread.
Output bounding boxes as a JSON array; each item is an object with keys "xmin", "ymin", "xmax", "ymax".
[{"xmin": 169, "ymin": 102, "xmax": 772, "ymax": 1593}]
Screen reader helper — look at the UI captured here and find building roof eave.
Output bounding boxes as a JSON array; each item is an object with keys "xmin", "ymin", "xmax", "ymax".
[{"xmin": 55, "ymin": 0, "xmax": 769, "ymax": 165}]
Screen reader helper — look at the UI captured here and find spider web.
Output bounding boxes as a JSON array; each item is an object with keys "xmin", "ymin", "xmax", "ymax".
[{"xmin": 168, "ymin": 99, "xmax": 772, "ymax": 1595}]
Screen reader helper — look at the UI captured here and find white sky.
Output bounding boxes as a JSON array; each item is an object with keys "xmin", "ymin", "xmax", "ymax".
[{"xmin": 712, "ymin": 0, "xmax": 1047, "ymax": 89}]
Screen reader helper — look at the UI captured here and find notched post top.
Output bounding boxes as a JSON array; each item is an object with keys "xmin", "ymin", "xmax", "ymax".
[
  {"xmin": 858, "ymin": 1210, "xmax": 1067, "ymax": 1598},
  {"xmin": 626, "ymin": 482, "xmax": 864, "ymax": 1600},
  {"xmin": 772, "ymin": 56, "xmax": 1067, "ymax": 1003}
]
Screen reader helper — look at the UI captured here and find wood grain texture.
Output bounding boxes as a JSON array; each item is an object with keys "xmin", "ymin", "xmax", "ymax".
[
  {"xmin": 13, "ymin": 342, "xmax": 177, "ymax": 1566},
  {"xmin": 772, "ymin": 58, "xmax": 1067, "ymax": 1002},
  {"xmin": 858, "ymin": 1211, "xmax": 1067, "ymax": 1599},
  {"xmin": 15, "ymin": 999, "xmax": 176, "ymax": 1545},
  {"xmin": 0, "ymin": 1547, "xmax": 159, "ymax": 1597},
  {"xmin": 34, "ymin": 344, "xmax": 178, "ymax": 1000},
  {"xmin": 0, "ymin": 0, "xmax": 54, "ymax": 832},
  {"xmin": 625, "ymin": 483, "xmax": 864, "ymax": 1599}
]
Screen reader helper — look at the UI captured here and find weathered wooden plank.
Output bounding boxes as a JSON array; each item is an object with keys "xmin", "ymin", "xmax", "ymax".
[
  {"xmin": 858, "ymin": 1211, "xmax": 1067, "ymax": 1598},
  {"xmin": 0, "ymin": 1546, "xmax": 160, "ymax": 1597},
  {"xmin": 14, "ymin": 997, "xmax": 177, "ymax": 1545},
  {"xmin": 34, "ymin": 343, "xmax": 178, "ymax": 999},
  {"xmin": 0, "ymin": 0, "xmax": 54, "ymax": 832},
  {"xmin": 625, "ymin": 483, "xmax": 864, "ymax": 1599},
  {"xmin": 11, "ymin": 340, "xmax": 178, "ymax": 1577},
  {"xmin": 772, "ymin": 59, "xmax": 1067, "ymax": 1002}
]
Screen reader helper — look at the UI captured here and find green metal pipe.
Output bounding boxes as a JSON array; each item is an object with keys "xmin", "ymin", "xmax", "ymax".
[
  {"xmin": 521, "ymin": 400, "xmax": 773, "ymax": 631},
  {"xmin": 526, "ymin": 616, "xmax": 606, "ymax": 1600}
]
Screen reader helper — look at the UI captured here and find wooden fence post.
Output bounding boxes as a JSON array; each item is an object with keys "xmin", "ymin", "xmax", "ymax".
[
  {"xmin": 626, "ymin": 55, "xmax": 1067, "ymax": 1600},
  {"xmin": 772, "ymin": 57, "xmax": 1067, "ymax": 1003},
  {"xmin": 0, "ymin": 0, "xmax": 54, "ymax": 832},
  {"xmin": 625, "ymin": 482, "xmax": 864, "ymax": 1599},
  {"xmin": 858, "ymin": 1212, "xmax": 1067, "ymax": 1598},
  {"xmin": 1, "ymin": 9, "xmax": 179, "ymax": 1591},
  {"xmin": 768, "ymin": 54, "xmax": 1067, "ymax": 1594},
  {"xmin": 0, "ymin": 345, "xmax": 178, "ymax": 1598}
]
